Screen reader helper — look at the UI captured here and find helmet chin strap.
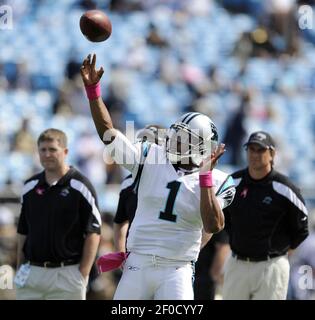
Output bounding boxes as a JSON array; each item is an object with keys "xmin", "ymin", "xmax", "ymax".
[{"xmin": 177, "ymin": 165, "xmax": 199, "ymax": 173}]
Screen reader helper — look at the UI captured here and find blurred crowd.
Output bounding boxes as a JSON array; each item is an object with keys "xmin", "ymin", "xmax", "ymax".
[{"xmin": 1, "ymin": 0, "xmax": 315, "ymax": 299}]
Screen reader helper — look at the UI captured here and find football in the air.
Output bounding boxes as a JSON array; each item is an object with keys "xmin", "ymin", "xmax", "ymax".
[{"xmin": 79, "ymin": 10, "xmax": 112, "ymax": 42}]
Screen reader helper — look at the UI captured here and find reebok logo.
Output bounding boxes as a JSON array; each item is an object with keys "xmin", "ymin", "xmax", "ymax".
[{"xmin": 127, "ymin": 266, "xmax": 140, "ymax": 271}]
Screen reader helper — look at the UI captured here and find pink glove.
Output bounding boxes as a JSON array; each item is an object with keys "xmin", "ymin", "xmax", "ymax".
[{"xmin": 96, "ymin": 252, "xmax": 128, "ymax": 273}]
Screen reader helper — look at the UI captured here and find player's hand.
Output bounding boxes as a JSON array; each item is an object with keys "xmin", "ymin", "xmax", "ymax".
[
  {"xmin": 211, "ymin": 143, "xmax": 226, "ymax": 170},
  {"xmin": 200, "ymin": 143, "xmax": 225, "ymax": 173},
  {"xmin": 80, "ymin": 53, "xmax": 104, "ymax": 86}
]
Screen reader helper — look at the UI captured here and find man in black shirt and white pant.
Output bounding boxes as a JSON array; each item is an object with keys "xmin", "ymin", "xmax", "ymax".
[
  {"xmin": 16, "ymin": 129, "xmax": 101, "ymax": 300},
  {"xmin": 222, "ymin": 131, "xmax": 309, "ymax": 300}
]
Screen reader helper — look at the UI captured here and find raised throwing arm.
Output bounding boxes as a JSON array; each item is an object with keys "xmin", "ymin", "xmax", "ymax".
[
  {"xmin": 81, "ymin": 54, "xmax": 140, "ymax": 174},
  {"xmin": 80, "ymin": 53, "xmax": 115, "ymax": 144}
]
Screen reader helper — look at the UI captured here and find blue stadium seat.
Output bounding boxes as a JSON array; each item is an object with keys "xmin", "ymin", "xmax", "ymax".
[{"xmin": 1, "ymin": 0, "xmax": 315, "ymax": 200}]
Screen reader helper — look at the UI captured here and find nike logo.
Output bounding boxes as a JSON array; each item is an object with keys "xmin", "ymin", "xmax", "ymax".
[{"xmin": 301, "ymin": 217, "xmax": 307, "ymax": 221}]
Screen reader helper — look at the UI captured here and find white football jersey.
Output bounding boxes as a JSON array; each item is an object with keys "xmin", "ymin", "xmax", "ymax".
[{"xmin": 107, "ymin": 131, "xmax": 235, "ymax": 261}]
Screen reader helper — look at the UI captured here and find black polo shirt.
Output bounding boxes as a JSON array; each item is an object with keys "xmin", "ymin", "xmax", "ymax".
[
  {"xmin": 17, "ymin": 167, "xmax": 101, "ymax": 263},
  {"xmin": 223, "ymin": 168, "xmax": 309, "ymax": 258}
]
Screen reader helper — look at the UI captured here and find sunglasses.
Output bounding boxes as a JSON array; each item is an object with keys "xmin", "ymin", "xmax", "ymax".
[{"xmin": 245, "ymin": 145, "xmax": 268, "ymax": 153}]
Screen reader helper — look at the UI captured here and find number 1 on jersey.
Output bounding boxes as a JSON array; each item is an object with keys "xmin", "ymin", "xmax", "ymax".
[{"xmin": 159, "ymin": 181, "xmax": 181, "ymax": 222}]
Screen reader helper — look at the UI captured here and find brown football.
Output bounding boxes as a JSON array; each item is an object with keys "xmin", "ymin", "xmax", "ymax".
[{"xmin": 80, "ymin": 10, "xmax": 112, "ymax": 42}]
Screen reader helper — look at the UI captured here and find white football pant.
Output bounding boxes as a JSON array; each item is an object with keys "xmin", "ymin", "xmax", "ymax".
[{"xmin": 114, "ymin": 252, "xmax": 194, "ymax": 300}]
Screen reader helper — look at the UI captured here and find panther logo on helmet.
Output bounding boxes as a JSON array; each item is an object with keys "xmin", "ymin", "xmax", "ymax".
[{"xmin": 165, "ymin": 112, "xmax": 218, "ymax": 166}]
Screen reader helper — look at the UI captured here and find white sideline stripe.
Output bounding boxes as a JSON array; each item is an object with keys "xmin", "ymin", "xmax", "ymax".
[
  {"xmin": 21, "ymin": 180, "xmax": 39, "ymax": 203},
  {"xmin": 233, "ymin": 178, "xmax": 242, "ymax": 187},
  {"xmin": 70, "ymin": 179, "xmax": 102, "ymax": 225},
  {"xmin": 273, "ymin": 182, "xmax": 308, "ymax": 216}
]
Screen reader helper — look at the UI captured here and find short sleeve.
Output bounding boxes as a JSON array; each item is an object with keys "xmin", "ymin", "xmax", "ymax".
[
  {"xmin": 105, "ymin": 130, "xmax": 142, "ymax": 178},
  {"xmin": 17, "ymin": 203, "xmax": 28, "ymax": 235},
  {"xmin": 216, "ymin": 175, "xmax": 236, "ymax": 209},
  {"xmin": 70, "ymin": 178, "xmax": 102, "ymax": 235}
]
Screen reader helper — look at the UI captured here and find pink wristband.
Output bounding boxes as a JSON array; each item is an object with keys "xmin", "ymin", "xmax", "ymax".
[
  {"xmin": 199, "ymin": 171, "xmax": 213, "ymax": 188},
  {"xmin": 85, "ymin": 82, "xmax": 101, "ymax": 100}
]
